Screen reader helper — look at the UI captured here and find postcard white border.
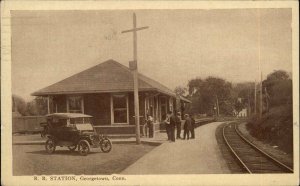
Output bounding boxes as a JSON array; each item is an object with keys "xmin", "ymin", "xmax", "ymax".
[{"xmin": 1, "ymin": 1, "xmax": 299, "ymax": 186}]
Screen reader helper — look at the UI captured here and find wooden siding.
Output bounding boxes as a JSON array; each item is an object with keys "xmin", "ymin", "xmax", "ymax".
[
  {"xmin": 84, "ymin": 93, "xmax": 111, "ymax": 125},
  {"xmin": 94, "ymin": 125, "xmax": 144, "ymax": 135},
  {"xmin": 52, "ymin": 92, "xmax": 174, "ymax": 127}
]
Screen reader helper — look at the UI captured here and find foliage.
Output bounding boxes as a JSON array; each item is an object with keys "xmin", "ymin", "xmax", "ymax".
[
  {"xmin": 12, "ymin": 94, "xmax": 27, "ymax": 116},
  {"xmin": 26, "ymin": 97, "xmax": 48, "ymax": 116},
  {"xmin": 187, "ymin": 76, "xmax": 234, "ymax": 115},
  {"xmin": 246, "ymin": 104, "xmax": 293, "ymax": 154},
  {"xmin": 12, "ymin": 95, "xmax": 48, "ymax": 116},
  {"xmin": 247, "ymin": 70, "xmax": 293, "ymax": 154},
  {"xmin": 174, "ymin": 86, "xmax": 188, "ymax": 114},
  {"xmin": 174, "ymin": 86, "xmax": 187, "ymax": 97},
  {"xmin": 234, "ymin": 100, "xmax": 244, "ymax": 115},
  {"xmin": 263, "ymin": 70, "xmax": 292, "ymax": 107},
  {"xmin": 232, "ymin": 82, "xmax": 255, "ymax": 114}
]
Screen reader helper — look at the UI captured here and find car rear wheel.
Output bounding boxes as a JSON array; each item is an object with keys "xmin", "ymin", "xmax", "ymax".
[
  {"xmin": 45, "ymin": 139, "xmax": 56, "ymax": 154},
  {"xmin": 78, "ymin": 140, "xmax": 90, "ymax": 156},
  {"xmin": 68, "ymin": 145, "xmax": 77, "ymax": 152},
  {"xmin": 100, "ymin": 138, "xmax": 112, "ymax": 153}
]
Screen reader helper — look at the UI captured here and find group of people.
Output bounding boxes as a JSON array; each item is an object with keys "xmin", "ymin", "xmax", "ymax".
[
  {"xmin": 164, "ymin": 111, "xmax": 195, "ymax": 142},
  {"xmin": 143, "ymin": 111, "xmax": 196, "ymax": 142}
]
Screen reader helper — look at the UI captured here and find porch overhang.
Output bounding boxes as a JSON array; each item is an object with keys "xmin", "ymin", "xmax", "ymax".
[
  {"xmin": 32, "ymin": 88, "xmax": 176, "ymax": 98},
  {"xmin": 179, "ymin": 96, "xmax": 191, "ymax": 103}
]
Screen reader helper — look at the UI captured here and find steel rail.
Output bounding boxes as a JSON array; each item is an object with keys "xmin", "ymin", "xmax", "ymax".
[
  {"xmin": 234, "ymin": 123, "xmax": 293, "ymax": 173},
  {"xmin": 222, "ymin": 123, "xmax": 252, "ymax": 173}
]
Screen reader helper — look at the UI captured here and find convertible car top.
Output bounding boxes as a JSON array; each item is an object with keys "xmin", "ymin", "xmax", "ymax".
[{"xmin": 46, "ymin": 113, "xmax": 92, "ymax": 119}]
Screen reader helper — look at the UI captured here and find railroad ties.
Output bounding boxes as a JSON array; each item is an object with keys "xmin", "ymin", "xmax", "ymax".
[{"xmin": 222, "ymin": 122, "xmax": 293, "ymax": 174}]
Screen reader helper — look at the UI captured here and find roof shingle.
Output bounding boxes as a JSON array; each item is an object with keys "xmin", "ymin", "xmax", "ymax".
[{"xmin": 32, "ymin": 59, "xmax": 175, "ymax": 97}]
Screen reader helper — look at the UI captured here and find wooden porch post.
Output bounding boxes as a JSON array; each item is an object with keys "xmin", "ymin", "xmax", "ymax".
[
  {"xmin": 155, "ymin": 96, "xmax": 159, "ymax": 122},
  {"xmin": 47, "ymin": 96, "xmax": 50, "ymax": 114},
  {"xmin": 81, "ymin": 96, "xmax": 84, "ymax": 114}
]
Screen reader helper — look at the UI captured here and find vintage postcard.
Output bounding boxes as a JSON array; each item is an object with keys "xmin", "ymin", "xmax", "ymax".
[{"xmin": 1, "ymin": 1, "xmax": 299, "ymax": 186}]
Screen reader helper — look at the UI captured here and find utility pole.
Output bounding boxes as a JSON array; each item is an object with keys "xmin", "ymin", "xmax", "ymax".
[
  {"xmin": 248, "ymin": 91, "xmax": 251, "ymax": 117},
  {"xmin": 265, "ymin": 87, "xmax": 269, "ymax": 112},
  {"xmin": 254, "ymin": 80, "xmax": 257, "ymax": 115},
  {"xmin": 122, "ymin": 13, "xmax": 149, "ymax": 144},
  {"xmin": 216, "ymin": 95, "xmax": 219, "ymax": 117},
  {"xmin": 260, "ymin": 72, "xmax": 263, "ymax": 118},
  {"xmin": 257, "ymin": 9, "xmax": 262, "ymax": 119}
]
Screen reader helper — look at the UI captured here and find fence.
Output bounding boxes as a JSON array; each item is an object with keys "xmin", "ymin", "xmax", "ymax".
[{"xmin": 12, "ymin": 116, "xmax": 46, "ymax": 133}]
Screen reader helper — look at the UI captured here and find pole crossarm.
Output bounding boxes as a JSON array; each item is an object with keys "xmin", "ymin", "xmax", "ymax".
[{"xmin": 121, "ymin": 26, "xmax": 149, "ymax": 34}]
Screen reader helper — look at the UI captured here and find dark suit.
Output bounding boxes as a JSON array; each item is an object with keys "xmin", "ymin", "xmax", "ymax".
[
  {"xmin": 169, "ymin": 114, "xmax": 176, "ymax": 142},
  {"xmin": 175, "ymin": 115, "xmax": 182, "ymax": 139},
  {"xmin": 164, "ymin": 116, "xmax": 170, "ymax": 140},
  {"xmin": 184, "ymin": 117, "xmax": 192, "ymax": 140}
]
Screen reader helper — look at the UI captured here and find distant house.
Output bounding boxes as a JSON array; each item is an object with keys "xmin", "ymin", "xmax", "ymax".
[
  {"xmin": 234, "ymin": 108, "xmax": 247, "ymax": 117},
  {"xmin": 32, "ymin": 59, "xmax": 190, "ymax": 135}
]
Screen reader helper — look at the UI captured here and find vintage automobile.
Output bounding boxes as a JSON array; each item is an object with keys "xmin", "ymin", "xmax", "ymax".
[{"xmin": 40, "ymin": 113, "xmax": 112, "ymax": 156}]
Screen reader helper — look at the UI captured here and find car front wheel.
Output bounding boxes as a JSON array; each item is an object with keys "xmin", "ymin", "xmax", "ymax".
[
  {"xmin": 45, "ymin": 139, "xmax": 56, "ymax": 154},
  {"xmin": 100, "ymin": 138, "xmax": 112, "ymax": 153},
  {"xmin": 78, "ymin": 140, "xmax": 90, "ymax": 156}
]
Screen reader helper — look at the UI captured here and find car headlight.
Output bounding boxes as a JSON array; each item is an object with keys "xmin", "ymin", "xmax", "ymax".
[{"xmin": 89, "ymin": 135, "xmax": 94, "ymax": 140}]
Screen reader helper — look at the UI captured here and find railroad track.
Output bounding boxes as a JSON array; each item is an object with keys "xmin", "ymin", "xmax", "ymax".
[{"xmin": 222, "ymin": 122, "xmax": 293, "ymax": 174}]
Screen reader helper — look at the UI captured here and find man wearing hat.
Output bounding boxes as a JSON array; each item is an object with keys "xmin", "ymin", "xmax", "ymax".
[
  {"xmin": 175, "ymin": 112, "xmax": 182, "ymax": 139},
  {"xmin": 183, "ymin": 114, "xmax": 192, "ymax": 140},
  {"xmin": 169, "ymin": 111, "xmax": 176, "ymax": 142}
]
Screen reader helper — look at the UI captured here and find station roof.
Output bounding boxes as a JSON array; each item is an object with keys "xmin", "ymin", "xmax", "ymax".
[
  {"xmin": 179, "ymin": 96, "xmax": 192, "ymax": 103},
  {"xmin": 32, "ymin": 59, "xmax": 176, "ymax": 97}
]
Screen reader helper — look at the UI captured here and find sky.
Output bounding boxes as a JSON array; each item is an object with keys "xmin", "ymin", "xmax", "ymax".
[{"xmin": 11, "ymin": 9, "xmax": 292, "ymax": 101}]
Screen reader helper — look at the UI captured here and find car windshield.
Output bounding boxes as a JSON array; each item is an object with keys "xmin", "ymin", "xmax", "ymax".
[
  {"xmin": 49, "ymin": 118, "xmax": 67, "ymax": 127},
  {"xmin": 70, "ymin": 117, "xmax": 91, "ymax": 124}
]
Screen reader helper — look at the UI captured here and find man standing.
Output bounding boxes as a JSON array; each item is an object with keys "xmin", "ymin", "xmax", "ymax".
[
  {"xmin": 164, "ymin": 113, "xmax": 171, "ymax": 141},
  {"xmin": 148, "ymin": 115, "xmax": 154, "ymax": 138},
  {"xmin": 175, "ymin": 112, "xmax": 182, "ymax": 139},
  {"xmin": 143, "ymin": 115, "xmax": 149, "ymax": 137},
  {"xmin": 183, "ymin": 114, "xmax": 192, "ymax": 140},
  {"xmin": 169, "ymin": 111, "xmax": 176, "ymax": 142}
]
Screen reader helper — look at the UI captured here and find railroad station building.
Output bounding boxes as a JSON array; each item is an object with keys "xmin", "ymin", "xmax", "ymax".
[{"xmin": 32, "ymin": 59, "xmax": 191, "ymax": 136}]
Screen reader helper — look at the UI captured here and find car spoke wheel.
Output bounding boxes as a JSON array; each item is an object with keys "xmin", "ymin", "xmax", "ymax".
[
  {"xmin": 45, "ymin": 139, "xmax": 56, "ymax": 154},
  {"xmin": 78, "ymin": 140, "xmax": 90, "ymax": 156},
  {"xmin": 68, "ymin": 145, "xmax": 77, "ymax": 152},
  {"xmin": 100, "ymin": 138, "xmax": 112, "ymax": 153}
]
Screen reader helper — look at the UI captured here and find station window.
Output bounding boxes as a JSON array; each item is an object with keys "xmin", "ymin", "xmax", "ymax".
[
  {"xmin": 67, "ymin": 96, "xmax": 83, "ymax": 113},
  {"xmin": 111, "ymin": 94, "xmax": 128, "ymax": 124}
]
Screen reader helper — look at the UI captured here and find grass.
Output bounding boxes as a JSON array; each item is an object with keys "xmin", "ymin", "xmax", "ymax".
[{"xmin": 13, "ymin": 143, "xmax": 156, "ymax": 175}]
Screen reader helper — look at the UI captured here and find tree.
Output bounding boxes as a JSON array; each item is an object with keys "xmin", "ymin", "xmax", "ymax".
[
  {"xmin": 232, "ymin": 82, "xmax": 256, "ymax": 115},
  {"xmin": 174, "ymin": 86, "xmax": 187, "ymax": 97},
  {"xmin": 26, "ymin": 97, "xmax": 48, "ymax": 116},
  {"xmin": 174, "ymin": 86, "xmax": 188, "ymax": 114},
  {"xmin": 266, "ymin": 70, "xmax": 289, "ymax": 81},
  {"xmin": 263, "ymin": 70, "xmax": 292, "ymax": 107},
  {"xmin": 12, "ymin": 94, "xmax": 27, "ymax": 116},
  {"xmin": 234, "ymin": 100, "xmax": 244, "ymax": 116},
  {"xmin": 187, "ymin": 76, "xmax": 233, "ymax": 116},
  {"xmin": 188, "ymin": 78, "xmax": 203, "ymax": 96}
]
